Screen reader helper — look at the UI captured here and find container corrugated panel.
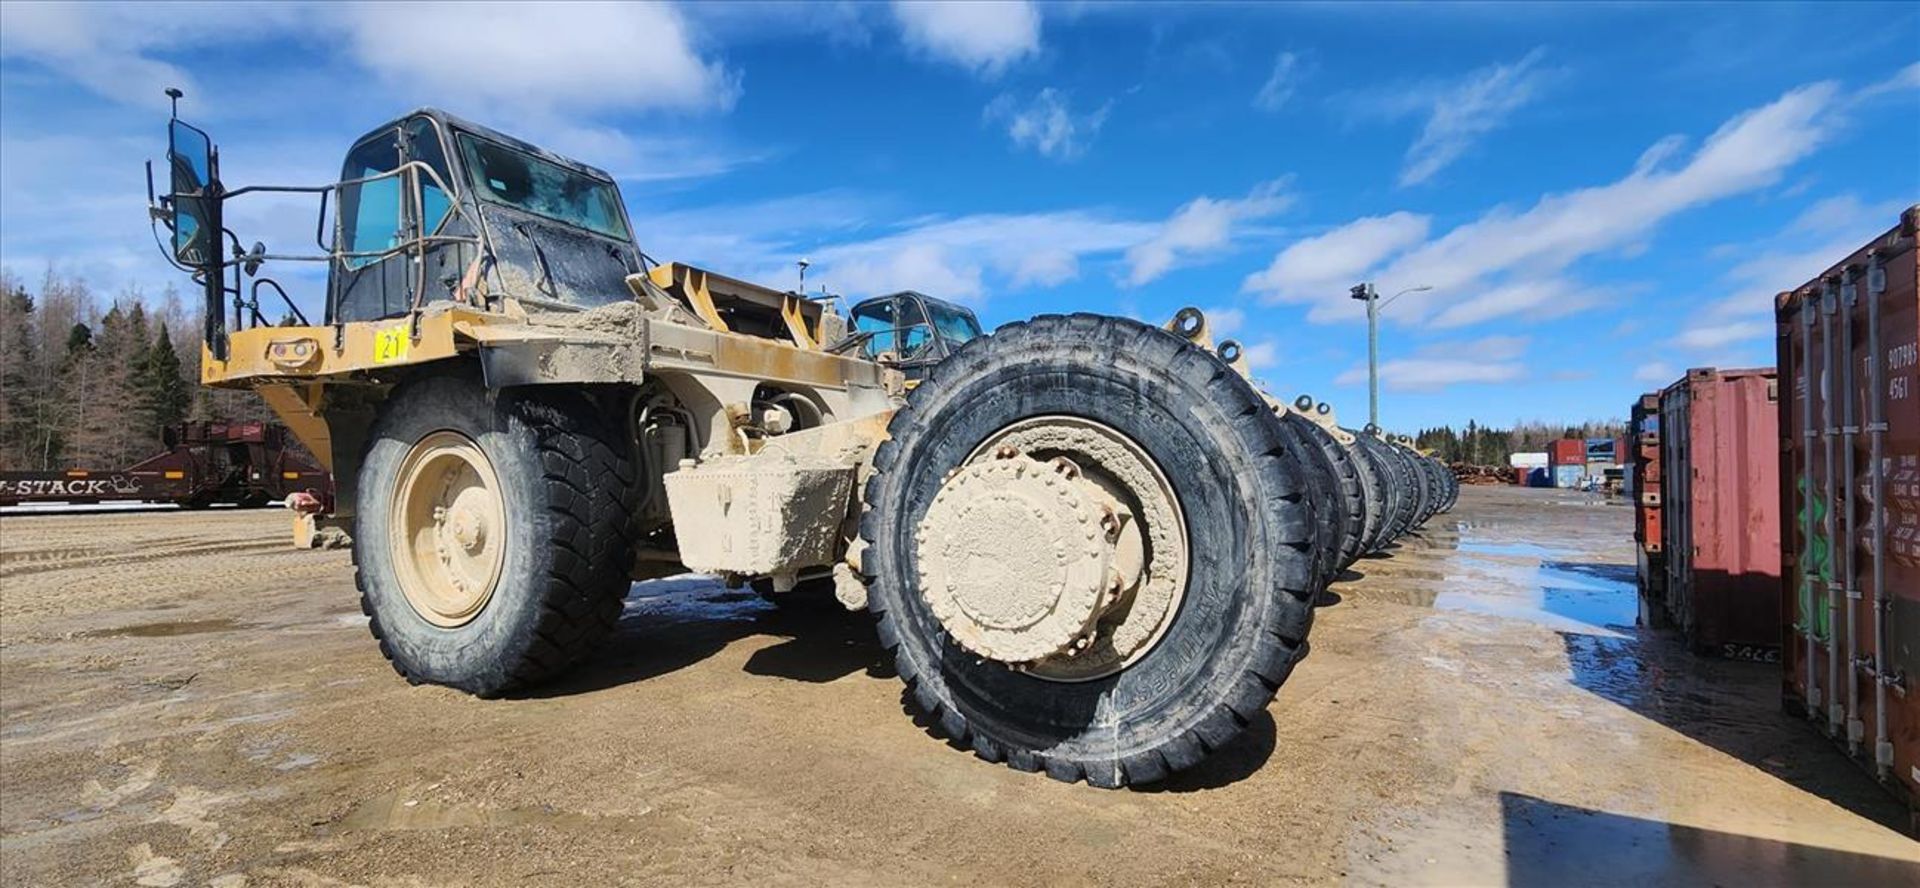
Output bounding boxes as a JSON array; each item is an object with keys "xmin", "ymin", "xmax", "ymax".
[
  {"xmin": 1551, "ymin": 464, "xmax": 1584, "ymax": 488},
  {"xmin": 1509, "ymin": 452, "xmax": 1549, "ymax": 468},
  {"xmin": 1630, "ymin": 392, "xmax": 1667, "ymax": 625},
  {"xmin": 1548, "ymin": 439, "xmax": 1585, "ymax": 466},
  {"xmin": 1777, "ymin": 204, "xmax": 1920, "ymax": 832},
  {"xmin": 1659, "ymin": 367, "xmax": 1781, "ymax": 660}
]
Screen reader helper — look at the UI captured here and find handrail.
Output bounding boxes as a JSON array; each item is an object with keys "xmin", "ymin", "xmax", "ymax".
[{"xmin": 207, "ymin": 161, "xmax": 487, "ymax": 336}]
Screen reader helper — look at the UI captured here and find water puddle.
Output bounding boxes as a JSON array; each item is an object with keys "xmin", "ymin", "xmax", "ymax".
[
  {"xmin": 1459, "ymin": 541, "xmax": 1564, "ymax": 558},
  {"xmin": 1429, "ymin": 558, "xmax": 1638, "ymax": 637},
  {"xmin": 1345, "ymin": 515, "xmax": 1641, "ymax": 637},
  {"xmin": 79, "ymin": 618, "xmax": 248, "ymax": 639},
  {"xmin": 622, "ymin": 576, "xmax": 772, "ymax": 625}
]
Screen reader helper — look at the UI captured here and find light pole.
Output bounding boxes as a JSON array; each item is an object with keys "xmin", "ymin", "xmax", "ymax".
[{"xmin": 1349, "ymin": 283, "xmax": 1432, "ymax": 429}]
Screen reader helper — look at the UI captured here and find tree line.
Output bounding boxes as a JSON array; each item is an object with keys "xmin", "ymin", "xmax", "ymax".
[
  {"xmin": 0, "ymin": 268, "xmax": 273, "ymax": 472},
  {"xmin": 1413, "ymin": 419, "xmax": 1627, "ymax": 467}
]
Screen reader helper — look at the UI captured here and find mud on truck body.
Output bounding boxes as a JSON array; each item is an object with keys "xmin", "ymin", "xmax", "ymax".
[{"xmin": 151, "ymin": 94, "xmax": 1449, "ymax": 786}]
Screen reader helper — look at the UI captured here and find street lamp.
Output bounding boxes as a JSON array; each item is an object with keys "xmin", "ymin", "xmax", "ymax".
[{"xmin": 1349, "ymin": 283, "xmax": 1433, "ymax": 429}]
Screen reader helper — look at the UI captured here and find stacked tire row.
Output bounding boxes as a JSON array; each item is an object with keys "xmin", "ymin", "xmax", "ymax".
[{"xmin": 1270, "ymin": 395, "xmax": 1458, "ymax": 589}]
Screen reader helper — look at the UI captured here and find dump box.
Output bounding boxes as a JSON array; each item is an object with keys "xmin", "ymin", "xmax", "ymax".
[
  {"xmin": 1776, "ymin": 204, "xmax": 1920, "ymax": 830},
  {"xmin": 1657, "ymin": 367, "xmax": 1781, "ymax": 660}
]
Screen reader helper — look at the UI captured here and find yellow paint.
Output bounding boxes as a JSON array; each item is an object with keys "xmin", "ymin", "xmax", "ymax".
[
  {"xmin": 256, "ymin": 384, "xmax": 336, "ymax": 472},
  {"xmin": 201, "ymin": 309, "xmax": 473, "ymax": 386},
  {"xmin": 780, "ymin": 294, "xmax": 818, "ymax": 350},
  {"xmin": 164, "ymin": 470, "xmax": 185, "ymax": 479},
  {"xmin": 282, "ymin": 471, "xmax": 301, "ymax": 480},
  {"xmin": 373, "ymin": 325, "xmax": 411, "ymax": 363}
]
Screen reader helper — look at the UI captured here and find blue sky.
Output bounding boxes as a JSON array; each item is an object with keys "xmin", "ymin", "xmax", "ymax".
[{"xmin": 2, "ymin": 1, "xmax": 1916, "ymax": 431}]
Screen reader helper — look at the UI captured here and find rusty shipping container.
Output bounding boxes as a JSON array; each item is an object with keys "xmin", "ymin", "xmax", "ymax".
[
  {"xmin": 1777, "ymin": 204, "xmax": 1920, "ymax": 830},
  {"xmin": 1548, "ymin": 438, "xmax": 1585, "ymax": 466},
  {"xmin": 1658, "ymin": 368, "xmax": 1782, "ymax": 660},
  {"xmin": 1629, "ymin": 392, "xmax": 1668, "ymax": 628}
]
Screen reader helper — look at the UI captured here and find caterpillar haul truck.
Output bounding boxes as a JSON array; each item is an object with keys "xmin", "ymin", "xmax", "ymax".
[{"xmin": 151, "ymin": 94, "xmax": 1329, "ymax": 787}]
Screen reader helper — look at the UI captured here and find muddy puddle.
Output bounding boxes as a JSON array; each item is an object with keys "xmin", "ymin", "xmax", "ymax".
[{"xmin": 76, "ymin": 618, "xmax": 250, "ymax": 639}]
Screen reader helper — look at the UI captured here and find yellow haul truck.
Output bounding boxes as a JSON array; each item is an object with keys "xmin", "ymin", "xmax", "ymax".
[{"xmin": 151, "ymin": 95, "xmax": 1326, "ymax": 787}]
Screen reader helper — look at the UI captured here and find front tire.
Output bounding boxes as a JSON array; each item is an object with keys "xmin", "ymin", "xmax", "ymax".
[
  {"xmin": 862, "ymin": 314, "xmax": 1319, "ymax": 787},
  {"xmin": 353, "ymin": 371, "xmax": 638, "ymax": 696}
]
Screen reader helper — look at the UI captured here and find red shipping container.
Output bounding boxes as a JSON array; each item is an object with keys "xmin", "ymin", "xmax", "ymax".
[
  {"xmin": 1777, "ymin": 204, "xmax": 1920, "ymax": 832},
  {"xmin": 1548, "ymin": 438, "xmax": 1585, "ymax": 466},
  {"xmin": 1629, "ymin": 392, "xmax": 1667, "ymax": 626},
  {"xmin": 1659, "ymin": 368, "xmax": 1781, "ymax": 659}
]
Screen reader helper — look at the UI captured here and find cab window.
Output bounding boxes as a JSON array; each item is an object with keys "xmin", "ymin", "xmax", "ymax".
[
  {"xmin": 338, "ymin": 133, "xmax": 400, "ymax": 269},
  {"xmin": 896, "ymin": 298, "xmax": 934, "ymax": 359},
  {"xmin": 852, "ymin": 299, "xmax": 896, "ymax": 358},
  {"xmin": 405, "ymin": 118, "xmax": 453, "ymax": 234}
]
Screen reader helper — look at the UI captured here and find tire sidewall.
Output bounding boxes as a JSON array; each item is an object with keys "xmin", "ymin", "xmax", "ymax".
[
  {"xmin": 355, "ymin": 374, "xmax": 555, "ymax": 692},
  {"xmin": 868, "ymin": 321, "xmax": 1313, "ymax": 761}
]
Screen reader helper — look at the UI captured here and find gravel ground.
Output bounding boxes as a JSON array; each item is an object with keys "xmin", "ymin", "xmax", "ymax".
[{"xmin": 2, "ymin": 485, "xmax": 1916, "ymax": 886}]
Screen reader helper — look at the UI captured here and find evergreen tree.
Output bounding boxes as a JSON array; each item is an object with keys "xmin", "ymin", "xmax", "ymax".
[
  {"xmin": 142, "ymin": 325, "xmax": 192, "ymax": 430},
  {"xmin": 0, "ymin": 281, "xmax": 38, "ymax": 469}
]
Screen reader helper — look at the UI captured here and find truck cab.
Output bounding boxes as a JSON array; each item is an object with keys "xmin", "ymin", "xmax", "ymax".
[
  {"xmin": 330, "ymin": 109, "xmax": 642, "ymax": 324},
  {"xmin": 846, "ymin": 291, "xmax": 982, "ymax": 379}
]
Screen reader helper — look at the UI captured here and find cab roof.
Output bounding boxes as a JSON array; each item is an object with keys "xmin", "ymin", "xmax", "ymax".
[{"xmin": 346, "ymin": 107, "xmax": 619, "ymax": 184}]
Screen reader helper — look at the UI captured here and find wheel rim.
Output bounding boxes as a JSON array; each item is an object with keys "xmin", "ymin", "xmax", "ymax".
[
  {"xmin": 932, "ymin": 415, "xmax": 1189, "ymax": 683},
  {"xmin": 390, "ymin": 430, "xmax": 506, "ymax": 628}
]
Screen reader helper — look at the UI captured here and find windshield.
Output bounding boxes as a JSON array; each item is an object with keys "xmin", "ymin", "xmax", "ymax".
[
  {"xmin": 457, "ymin": 133, "xmax": 630, "ymax": 240},
  {"xmin": 928, "ymin": 301, "xmax": 981, "ymax": 346}
]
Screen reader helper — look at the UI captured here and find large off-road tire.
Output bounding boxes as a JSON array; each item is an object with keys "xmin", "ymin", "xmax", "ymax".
[
  {"xmin": 862, "ymin": 314, "xmax": 1319, "ymax": 788},
  {"xmin": 1278, "ymin": 415, "xmax": 1343, "ymax": 589},
  {"xmin": 1396, "ymin": 445, "xmax": 1433, "ymax": 532},
  {"xmin": 1343, "ymin": 435, "xmax": 1389, "ymax": 555},
  {"xmin": 1288, "ymin": 417, "xmax": 1366, "ymax": 573},
  {"xmin": 353, "ymin": 371, "xmax": 638, "ymax": 697},
  {"xmin": 1414, "ymin": 454, "xmax": 1444, "ymax": 526},
  {"xmin": 1359, "ymin": 435, "xmax": 1413, "ymax": 547},
  {"xmin": 1437, "ymin": 460, "xmax": 1460, "ymax": 513}
]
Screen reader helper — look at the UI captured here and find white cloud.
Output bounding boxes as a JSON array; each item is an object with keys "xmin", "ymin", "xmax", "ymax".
[
  {"xmin": 1125, "ymin": 179, "xmax": 1295, "ymax": 286},
  {"xmin": 892, "ymin": 0, "xmax": 1040, "ymax": 77},
  {"xmin": 1268, "ymin": 81, "xmax": 1844, "ymax": 328},
  {"xmin": 0, "ymin": 3, "xmax": 739, "ymax": 117},
  {"xmin": 1202, "ymin": 306, "xmax": 1246, "ymax": 337},
  {"xmin": 1428, "ymin": 278, "xmax": 1603, "ymax": 329},
  {"xmin": 1856, "ymin": 60, "xmax": 1920, "ymax": 101},
  {"xmin": 1242, "ymin": 340, "xmax": 1280, "ymax": 370},
  {"xmin": 1671, "ymin": 320, "xmax": 1773, "ymax": 351},
  {"xmin": 1666, "ymin": 191, "xmax": 1908, "ymax": 357},
  {"xmin": 339, "ymin": 2, "xmax": 737, "ymax": 115},
  {"xmin": 985, "ymin": 88, "xmax": 1112, "ymax": 161},
  {"xmin": 1400, "ymin": 48, "xmax": 1551, "ymax": 186},
  {"xmin": 1634, "ymin": 361, "xmax": 1677, "ymax": 384},
  {"xmin": 1333, "ymin": 335, "xmax": 1529, "ymax": 392},
  {"xmin": 793, "ymin": 210, "xmax": 1157, "ymax": 304},
  {"xmin": 1011, "ymin": 248, "xmax": 1079, "ymax": 287},
  {"xmin": 1253, "ymin": 52, "xmax": 1302, "ymax": 112},
  {"xmin": 1242, "ymin": 212, "xmax": 1431, "ymax": 305}
]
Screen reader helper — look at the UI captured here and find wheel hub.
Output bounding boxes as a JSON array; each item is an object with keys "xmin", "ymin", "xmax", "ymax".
[
  {"xmin": 391, "ymin": 431, "xmax": 505, "ymax": 628},
  {"xmin": 917, "ymin": 449, "xmax": 1128, "ymax": 664},
  {"xmin": 916, "ymin": 417, "xmax": 1187, "ymax": 680}
]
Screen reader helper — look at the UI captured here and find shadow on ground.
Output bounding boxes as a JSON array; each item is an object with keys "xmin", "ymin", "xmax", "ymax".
[
  {"xmin": 1501, "ymin": 791, "xmax": 1920, "ymax": 886},
  {"xmin": 518, "ymin": 577, "xmax": 889, "ymax": 698},
  {"xmin": 1558, "ymin": 626, "xmax": 1913, "ymax": 833}
]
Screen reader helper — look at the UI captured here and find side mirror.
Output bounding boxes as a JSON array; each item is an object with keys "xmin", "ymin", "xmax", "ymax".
[{"xmin": 168, "ymin": 119, "xmax": 215, "ymax": 265}]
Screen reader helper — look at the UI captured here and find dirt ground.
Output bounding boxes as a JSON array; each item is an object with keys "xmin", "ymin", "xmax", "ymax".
[{"xmin": 3, "ymin": 485, "xmax": 1916, "ymax": 886}]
